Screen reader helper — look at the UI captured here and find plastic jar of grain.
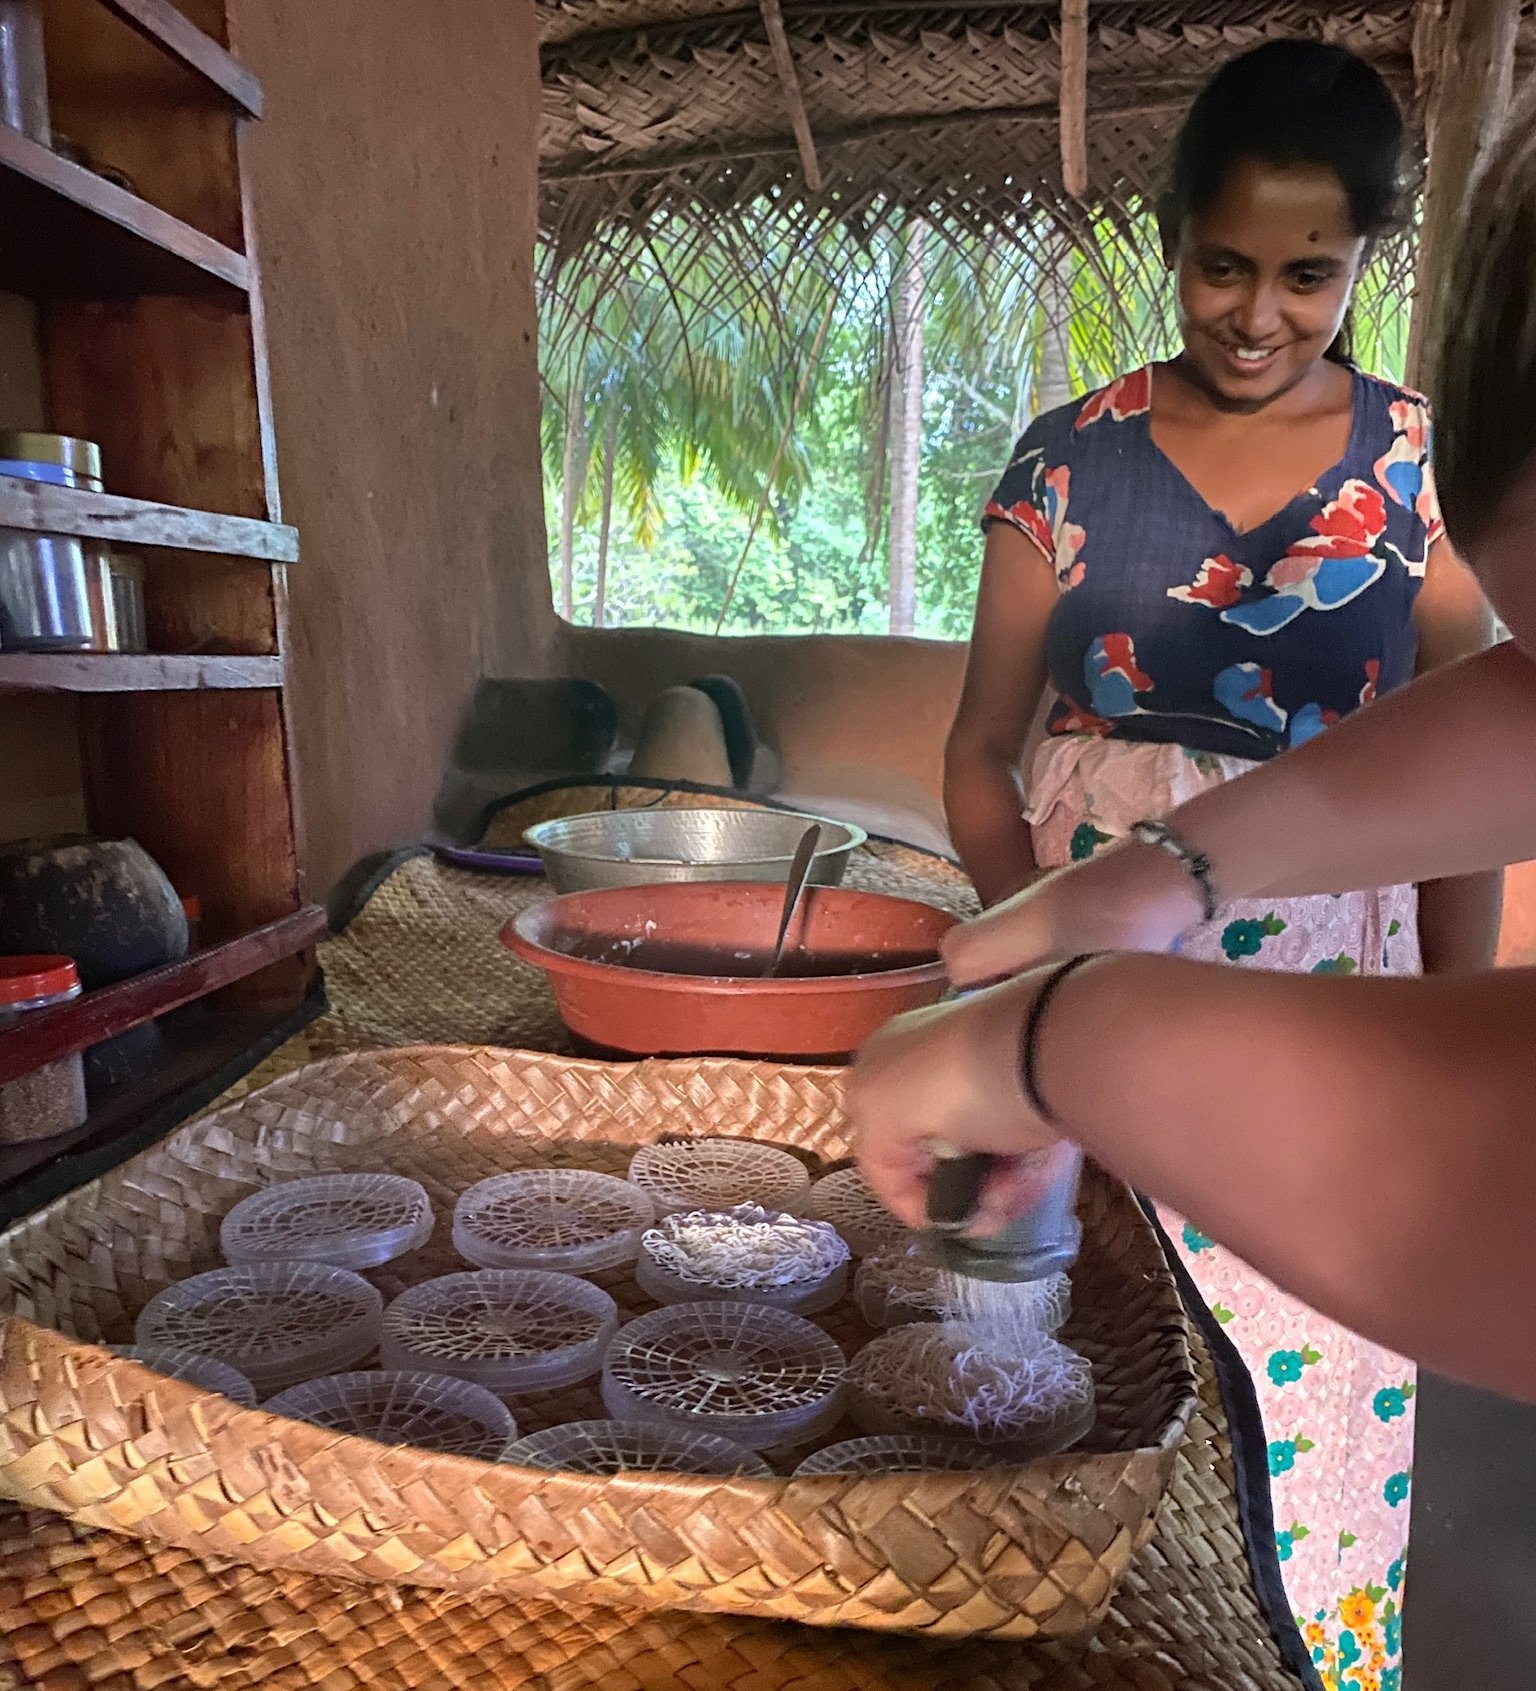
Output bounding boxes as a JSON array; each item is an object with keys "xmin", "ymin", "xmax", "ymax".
[{"xmin": 0, "ymin": 955, "xmax": 86, "ymax": 1143}]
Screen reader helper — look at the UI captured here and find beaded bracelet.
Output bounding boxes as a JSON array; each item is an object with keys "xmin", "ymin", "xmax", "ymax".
[{"xmin": 1128, "ymin": 818, "xmax": 1219, "ymax": 923}]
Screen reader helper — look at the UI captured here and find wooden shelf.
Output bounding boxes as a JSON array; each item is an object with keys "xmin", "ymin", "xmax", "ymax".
[
  {"xmin": 97, "ymin": 0, "xmax": 264, "ymax": 120},
  {"xmin": 0, "ymin": 905, "xmax": 326, "ymax": 1085},
  {"xmin": 0, "ymin": 479, "xmax": 297, "ymax": 561},
  {"xmin": 0, "ymin": 653, "xmax": 282, "ymax": 692},
  {"xmin": 0, "ymin": 992, "xmax": 323, "ymax": 1223},
  {"xmin": 0, "ymin": 124, "xmax": 249, "ymax": 300}
]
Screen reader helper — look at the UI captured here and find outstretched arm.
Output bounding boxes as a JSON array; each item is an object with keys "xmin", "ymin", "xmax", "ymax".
[{"xmin": 852, "ymin": 955, "xmax": 1536, "ymax": 1400}]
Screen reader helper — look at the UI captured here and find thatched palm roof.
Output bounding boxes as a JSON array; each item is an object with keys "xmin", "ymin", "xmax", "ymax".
[{"xmin": 538, "ymin": 1, "xmax": 1443, "ymax": 262}]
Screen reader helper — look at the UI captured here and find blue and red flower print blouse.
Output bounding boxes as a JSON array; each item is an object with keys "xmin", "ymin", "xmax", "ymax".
[{"xmin": 983, "ymin": 365, "xmax": 1444, "ymax": 760}]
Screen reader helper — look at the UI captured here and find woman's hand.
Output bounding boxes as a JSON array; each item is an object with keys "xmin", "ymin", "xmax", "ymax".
[
  {"xmin": 944, "ymin": 835, "xmax": 1204, "ymax": 986},
  {"xmin": 850, "ymin": 972, "xmax": 1074, "ymax": 1237}
]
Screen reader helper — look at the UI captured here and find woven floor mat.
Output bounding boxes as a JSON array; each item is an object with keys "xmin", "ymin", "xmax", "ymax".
[{"xmin": 0, "ymin": 1326, "xmax": 1294, "ymax": 1691}]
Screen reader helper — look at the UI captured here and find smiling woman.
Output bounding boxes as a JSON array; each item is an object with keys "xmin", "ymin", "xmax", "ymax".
[{"xmin": 941, "ymin": 38, "xmax": 1499, "ymax": 1687}]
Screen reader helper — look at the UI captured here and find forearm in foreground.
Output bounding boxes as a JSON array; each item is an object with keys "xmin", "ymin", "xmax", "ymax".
[
  {"xmin": 1175, "ymin": 642, "xmax": 1536, "ymax": 898},
  {"xmin": 1042, "ymin": 954, "xmax": 1536, "ymax": 1400}
]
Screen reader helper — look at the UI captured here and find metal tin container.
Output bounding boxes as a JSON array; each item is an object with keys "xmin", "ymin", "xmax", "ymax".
[
  {"xmin": 0, "ymin": 434, "xmax": 100, "ymax": 487},
  {"xmin": 522, "ymin": 807, "xmax": 866, "ymax": 894},
  {"xmin": 0, "ymin": 0, "xmax": 49, "ymax": 145},
  {"xmin": 109, "ymin": 553, "xmax": 146, "ymax": 652},
  {"xmin": 0, "ymin": 432, "xmax": 116, "ymax": 652}
]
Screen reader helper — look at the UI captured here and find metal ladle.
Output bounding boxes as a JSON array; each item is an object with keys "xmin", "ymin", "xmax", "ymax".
[{"xmin": 762, "ymin": 823, "xmax": 821, "ymax": 976}]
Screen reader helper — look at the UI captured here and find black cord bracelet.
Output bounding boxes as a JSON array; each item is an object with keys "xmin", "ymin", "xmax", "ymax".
[{"xmin": 1019, "ymin": 954, "xmax": 1098, "ymax": 1126}]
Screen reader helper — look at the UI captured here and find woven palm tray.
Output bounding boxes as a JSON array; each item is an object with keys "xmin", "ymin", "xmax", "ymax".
[
  {"xmin": 0, "ymin": 1043, "xmax": 1193, "ymax": 1642},
  {"xmin": 0, "ymin": 782, "xmax": 1317, "ymax": 1688}
]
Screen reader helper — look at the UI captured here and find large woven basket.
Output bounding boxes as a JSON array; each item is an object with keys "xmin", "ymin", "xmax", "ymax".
[{"xmin": 0, "ymin": 1045, "xmax": 1197, "ymax": 1642}]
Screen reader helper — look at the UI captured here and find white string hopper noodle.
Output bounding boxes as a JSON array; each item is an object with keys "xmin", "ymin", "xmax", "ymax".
[
  {"xmin": 638, "ymin": 1203, "xmax": 850, "ymax": 1313},
  {"xmin": 855, "ymin": 1242, "xmax": 1071, "ymax": 1339},
  {"xmin": 847, "ymin": 1322, "xmax": 1095, "ymax": 1455}
]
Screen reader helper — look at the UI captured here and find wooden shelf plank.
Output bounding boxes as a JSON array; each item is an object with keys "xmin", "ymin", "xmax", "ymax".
[
  {"xmin": 0, "ymin": 905, "xmax": 326, "ymax": 1084},
  {"xmin": 0, "ymin": 479, "xmax": 297, "ymax": 561},
  {"xmin": 0, "ymin": 125, "xmax": 248, "ymax": 300},
  {"xmin": 96, "ymin": 0, "xmax": 264, "ymax": 120},
  {"xmin": 0, "ymin": 653, "xmax": 283, "ymax": 692}
]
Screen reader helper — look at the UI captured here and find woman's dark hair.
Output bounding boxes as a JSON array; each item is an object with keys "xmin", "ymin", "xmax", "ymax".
[
  {"xmin": 1430, "ymin": 76, "xmax": 1536, "ymax": 548},
  {"xmin": 1159, "ymin": 41, "xmax": 1407, "ymax": 250}
]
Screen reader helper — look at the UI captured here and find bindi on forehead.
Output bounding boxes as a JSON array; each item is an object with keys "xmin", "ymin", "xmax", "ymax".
[{"xmin": 1308, "ymin": 229, "xmax": 1321, "ymax": 242}]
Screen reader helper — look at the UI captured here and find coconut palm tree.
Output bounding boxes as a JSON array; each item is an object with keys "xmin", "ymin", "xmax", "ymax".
[{"xmin": 539, "ymin": 200, "xmax": 1412, "ymax": 634}]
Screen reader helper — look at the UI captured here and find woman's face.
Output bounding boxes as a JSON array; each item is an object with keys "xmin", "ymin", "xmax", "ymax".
[{"xmin": 1173, "ymin": 157, "xmax": 1367, "ymax": 409}]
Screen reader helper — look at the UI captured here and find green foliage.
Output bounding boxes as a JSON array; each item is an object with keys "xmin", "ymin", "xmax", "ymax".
[{"xmin": 542, "ymin": 205, "xmax": 1414, "ymax": 638}]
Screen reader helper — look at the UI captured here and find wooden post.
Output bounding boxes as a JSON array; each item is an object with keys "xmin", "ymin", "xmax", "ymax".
[
  {"xmin": 1059, "ymin": 0, "xmax": 1089, "ymax": 199},
  {"xmin": 759, "ymin": 0, "xmax": 822, "ymax": 193},
  {"xmin": 1405, "ymin": 0, "xmax": 1519, "ymax": 385}
]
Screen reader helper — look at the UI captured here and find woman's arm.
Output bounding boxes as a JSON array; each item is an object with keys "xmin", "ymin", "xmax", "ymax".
[
  {"xmin": 1413, "ymin": 539, "xmax": 1502, "ymax": 972},
  {"xmin": 945, "ymin": 640, "xmax": 1536, "ymax": 985},
  {"xmin": 851, "ymin": 956, "xmax": 1536, "ymax": 1399},
  {"xmin": 944, "ymin": 522, "xmax": 1059, "ymax": 907}
]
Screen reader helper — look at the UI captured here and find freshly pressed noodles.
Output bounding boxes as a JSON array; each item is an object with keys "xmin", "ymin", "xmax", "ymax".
[
  {"xmin": 940, "ymin": 1266, "xmax": 1073, "ymax": 1352},
  {"xmin": 642, "ymin": 1203, "xmax": 848, "ymax": 1288},
  {"xmin": 855, "ymin": 1242, "xmax": 1071, "ymax": 1339},
  {"xmin": 639, "ymin": 1203, "xmax": 850, "ymax": 1311},
  {"xmin": 848, "ymin": 1322, "xmax": 1094, "ymax": 1453}
]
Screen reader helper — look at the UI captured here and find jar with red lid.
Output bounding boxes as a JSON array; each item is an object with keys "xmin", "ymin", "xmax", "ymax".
[{"xmin": 0, "ymin": 955, "xmax": 87, "ymax": 1143}]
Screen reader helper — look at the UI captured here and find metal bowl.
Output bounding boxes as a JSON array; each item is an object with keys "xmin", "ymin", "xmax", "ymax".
[{"xmin": 522, "ymin": 808, "xmax": 867, "ymax": 893}]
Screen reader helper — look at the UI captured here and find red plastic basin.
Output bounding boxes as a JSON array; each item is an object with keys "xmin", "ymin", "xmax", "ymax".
[{"xmin": 502, "ymin": 881, "xmax": 955, "ymax": 1060}]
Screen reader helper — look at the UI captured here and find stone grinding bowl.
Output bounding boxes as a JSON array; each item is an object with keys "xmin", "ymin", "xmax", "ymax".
[
  {"xmin": 521, "ymin": 808, "xmax": 867, "ymax": 894},
  {"xmin": 502, "ymin": 881, "xmax": 955, "ymax": 1060}
]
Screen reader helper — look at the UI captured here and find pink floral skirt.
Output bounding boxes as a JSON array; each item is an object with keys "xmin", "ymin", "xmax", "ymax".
[{"xmin": 1029, "ymin": 734, "xmax": 1417, "ymax": 1691}]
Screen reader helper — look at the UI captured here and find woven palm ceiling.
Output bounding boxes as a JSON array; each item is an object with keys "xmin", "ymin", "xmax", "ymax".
[{"xmin": 537, "ymin": 0, "xmax": 1446, "ymax": 261}]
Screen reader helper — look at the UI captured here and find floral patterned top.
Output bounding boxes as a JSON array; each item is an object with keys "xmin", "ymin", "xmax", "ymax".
[{"xmin": 983, "ymin": 365, "xmax": 1445, "ymax": 760}]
